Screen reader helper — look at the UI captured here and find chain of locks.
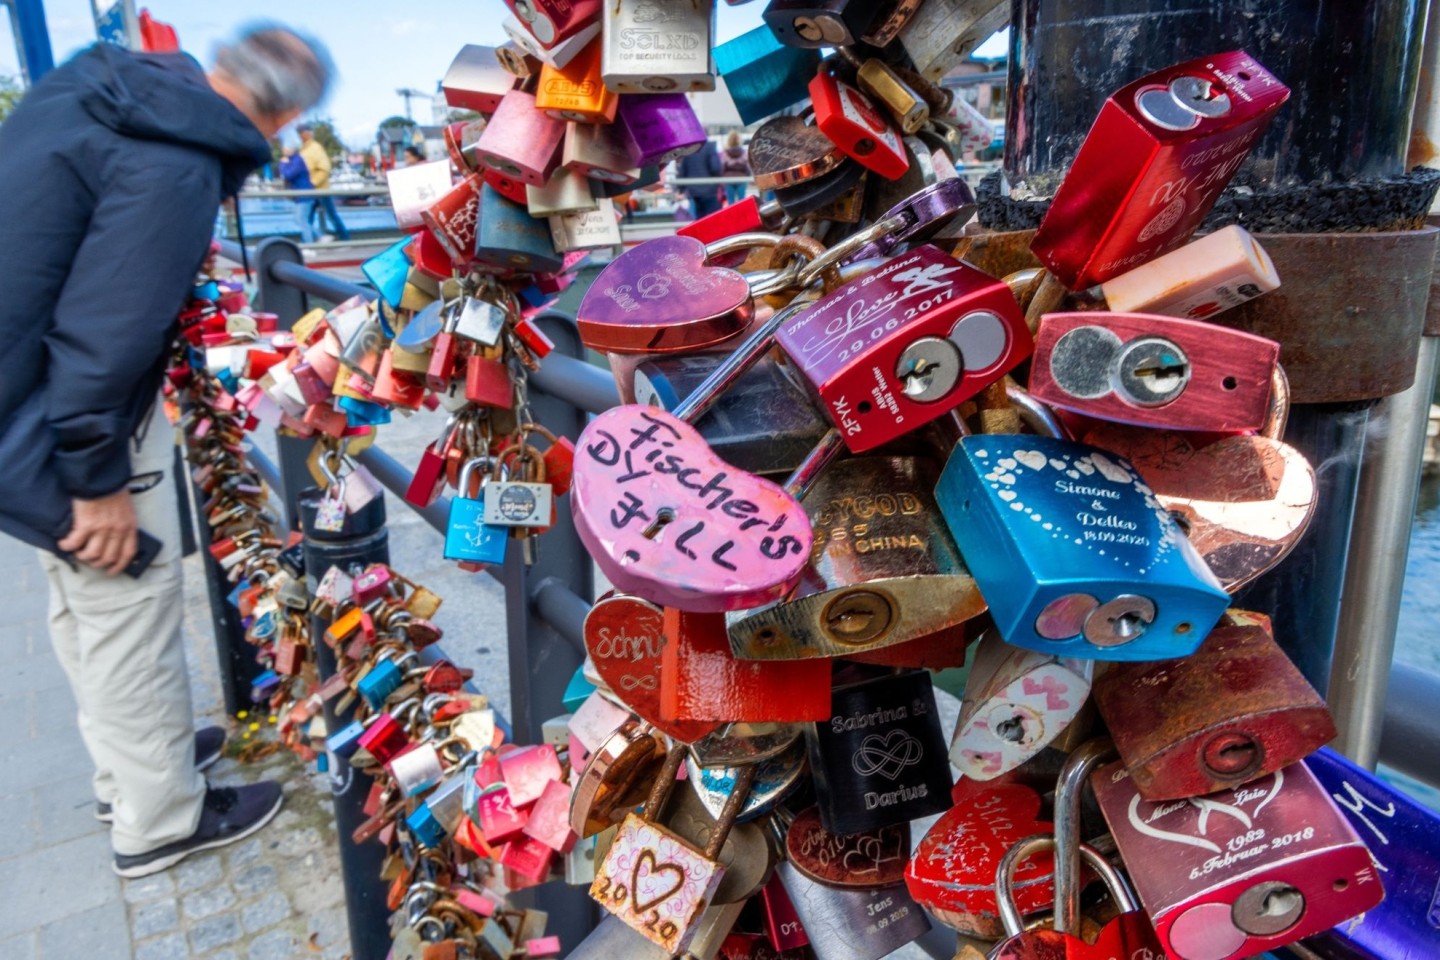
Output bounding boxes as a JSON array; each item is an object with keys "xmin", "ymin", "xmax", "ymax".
[{"xmin": 164, "ymin": 0, "xmax": 1440, "ymax": 957}]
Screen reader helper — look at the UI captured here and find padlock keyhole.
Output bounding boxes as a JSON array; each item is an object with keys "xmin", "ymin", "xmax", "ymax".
[
  {"xmin": 642, "ymin": 508, "xmax": 676, "ymax": 540},
  {"xmin": 995, "ymin": 716, "xmax": 1027, "ymax": 743}
]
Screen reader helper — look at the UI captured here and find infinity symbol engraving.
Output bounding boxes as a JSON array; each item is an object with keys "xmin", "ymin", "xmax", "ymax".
[
  {"xmin": 851, "ymin": 730, "xmax": 923, "ymax": 781},
  {"xmin": 620, "ymin": 674, "xmax": 658, "ymax": 690}
]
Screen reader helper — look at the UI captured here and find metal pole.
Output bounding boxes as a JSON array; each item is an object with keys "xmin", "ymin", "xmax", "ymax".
[
  {"xmin": 1329, "ymin": 337, "xmax": 1440, "ymax": 767},
  {"xmin": 501, "ymin": 313, "xmax": 598, "ymax": 947},
  {"xmin": 302, "ymin": 489, "xmax": 391, "ymax": 960},
  {"xmin": 253, "ymin": 237, "xmax": 310, "ymax": 322},
  {"xmin": 8, "ymin": 0, "xmax": 54, "ymax": 84}
]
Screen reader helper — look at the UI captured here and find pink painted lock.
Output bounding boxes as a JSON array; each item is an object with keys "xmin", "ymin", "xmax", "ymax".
[
  {"xmin": 498, "ymin": 744, "xmax": 563, "ymax": 807},
  {"xmin": 522, "ymin": 778, "xmax": 577, "ymax": 853},
  {"xmin": 477, "ymin": 784, "xmax": 529, "ymax": 844},
  {"xmin": 524, "ymin": 935, "xmax": 561, "ymax": 958},
  {"xmin": 351, "ymin": 564, "xmax": 393, "ymax": 606},
  {"xmin": 474, "ymin": 90, "xmax": 566, "ymax": 186},
  {"xmin": 501, "ymin": 835, "xmax": 556, "ymax": 889},
  {"xmin": 453, "ymin": 887, "xmax": 499, "ymax": 918}
]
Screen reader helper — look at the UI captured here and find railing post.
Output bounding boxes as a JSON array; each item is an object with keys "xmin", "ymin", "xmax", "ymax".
[
  {"xmin": 502, "ymin": 313, "xmax": 597, "ymax": 946},
  {"xmin": 253, "ymin": 236, "xmax": 308, "ymax": 322},
  {"xmin": 301, "ymin": 488, "xmax": 392, "ymax": 960}
]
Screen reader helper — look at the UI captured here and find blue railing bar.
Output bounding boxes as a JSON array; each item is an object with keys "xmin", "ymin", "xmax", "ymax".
[
  {"xmin": 246, "ymin": 442, "xmax": 283, "ymax": 499},
  {"xmin": 1377, "ymin": 662, "xmax": 1440, "ymax": 788},
  {"xmin": 269, "ymin": 257, "xmax": 375, "ymax": 307},
  {"xmin": 528, "ymin": 351, "xmax": 619, "ymax": 415},
  {"xmin": 530, "ymin": 577, "xmax": 588, "ymax": 655},
  {"xmin": 356, "ymin": 446, "xmax": 454, "ymax": 538}
]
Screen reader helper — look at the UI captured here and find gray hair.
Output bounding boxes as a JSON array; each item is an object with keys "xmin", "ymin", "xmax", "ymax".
[{"xmin": 214, "ymin": 25, "xmax": 334, "ymax": 117}]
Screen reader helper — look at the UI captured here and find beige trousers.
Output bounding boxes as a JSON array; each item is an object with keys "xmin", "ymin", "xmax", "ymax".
[{"xmin": 38, "ymin": 402, "xmax": 206, "ymax": 855}]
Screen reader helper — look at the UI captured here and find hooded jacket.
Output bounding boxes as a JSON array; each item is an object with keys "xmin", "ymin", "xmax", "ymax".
[{"xmin": 0, "ymin": 43, "xmax": 270, "ymax": 553}]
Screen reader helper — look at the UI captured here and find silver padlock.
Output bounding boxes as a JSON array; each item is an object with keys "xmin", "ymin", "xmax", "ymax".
[
  {"xmin": 567, "ymin": 902, "xmax": 745, "ymax": 960},
  {"xmin": 504, "ymin": 13, "xmax": 599, "ymax": 69},
  {"xmin": 550, "ymin": 199, "xmax": 622, "ymax": 252},
  {"xmin": 776, "ymin": 860, "xmax": 931, "ymax": 960},
  {"xmin": 526, "ymin": 167, "xmax": 598, "ymax": 218},
  {"xmin": 600, "ymin": 0, "xmax": 716, "ymax": 94},
  {"xmin": 453, "ymin": 296, "xmax": 508, "ymax": 348},
  {"xmin": 897, "ymin": 0, "xmax": 1008, "ymax": 81}
]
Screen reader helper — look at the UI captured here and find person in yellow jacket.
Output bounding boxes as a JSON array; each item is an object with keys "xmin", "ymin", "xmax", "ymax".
[{"xmin": 297, "ymin": 122, "xmax": 350, "ymax": 240}]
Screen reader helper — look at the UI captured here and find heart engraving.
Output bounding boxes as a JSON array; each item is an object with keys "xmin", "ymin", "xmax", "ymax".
[
  {"xmin": 577, "ymin": 235, "xmax": 753, "ymax": 354},
  {"xmin": 631, "ymin": 849, "xmax": 687, "ymax": 914}
]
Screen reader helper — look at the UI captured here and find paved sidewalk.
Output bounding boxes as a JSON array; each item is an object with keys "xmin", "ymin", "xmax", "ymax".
[{"xmin": 0, "ymin": 538, "xmax": 351, "ymax": 960}]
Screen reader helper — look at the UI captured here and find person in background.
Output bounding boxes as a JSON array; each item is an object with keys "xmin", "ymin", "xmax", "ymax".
[
  {"xmin": 720, "ymin": 131, "xmax": 750, "ymax": 205},
  {"xmin": 678, "ymin": 136, "xmax": 723, "ymax": 219},
  {"xmin": 298, "ymin": 121, "xmax": 351, "ymax": 241},
  {"xmin": 279, "ymin": 145, "xmax": 318, "ymax": 242},
  {"xmin": 404, "ymin": 145, "xmax": 425, "ymax": 166},
  {"xmin": 0, "ymin": 23, "xmax": 332, "ymax": 878}
]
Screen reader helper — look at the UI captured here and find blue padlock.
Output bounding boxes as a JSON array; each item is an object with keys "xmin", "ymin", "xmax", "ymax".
[
  {"xmin": 360, "ymin": 237, "xmax": 414, "ymax": 312},
  {"xmin": 406, "ymin": 803, "xmax": 446, "ymax": 848},
  {"xmin": 444, "ymin": 459, "xmax": 508, "ymax": 565},
  {"xmin": 936, "ymin": 432, "xmax": 1228, "ymax": 660},
  {"xmin": 1303, "ymin": 747, "xmax": 1439, "ymax": 958},
  {"xmin": 337, "ymin": 395, "xmax": 391, "ymax": 427},
  {"xmin": 250, "ymin": 669, "xmax": 281, "ymax": 702},
  {"xmin": 714, "ymin": 25, "xmax": 822, "ymax": 126},
  {"xmin": 562, "ymin": 664, "xmax": 597, "ymax": 714},
  {"xmin": 193, "ymin": 279, "xmax": 220, "ymax": 301},
  {"xmin": 473, "ymin": 183, "xmax": 563, "ymax": 275},
  {"xmin": 356, "ymin": 652, "xmax": 411, "ymax": 710}
]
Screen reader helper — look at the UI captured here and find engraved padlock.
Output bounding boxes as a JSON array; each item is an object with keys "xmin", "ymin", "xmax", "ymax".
[
  {"xmin": 1082, "ymin": 368, "xmax": 1316, "ymax": 593},
  {"xmin": 805, "ymin": 669, "xmax": 951, "ymax": 834},
  {"xmin": 601, "ymin": 0, "xmax": 716, "ymax": 94},
  {"xmin": 726, "ymin": 455, "xmax": 986, "ymax": 660},
  {"xmin": 748, "ymin": 114, "xmax": 845, "ymax": 194},
  {"xmin": 1099, "ymin": 225, "xmax": 1281, "ymax": 319},
  {"xmin": 483, "ymin": 438, "xmax": 555, "ymax": 530},
  {"xmin": 1093, "ymin": 759, "xmax": 1386, "ymax": 960},
  {"xmin": 685, "ymin": 738, "xmax": 807, "ymax": 824},
  {"xmin": 1029, "ymin": 311, "xmax": 1280, "ymax": 433},
  {"xmin": 550, "ymin": 198, "xmax": 622, "ymax": 252},
  {"xmin": 1303, "ymin": 746, "xmax": 1438, "ymax": 960},
  {"xmin": 1031, "ymin": 52, "xmax": 1291, "ymax": 290},
  {"xmin": 386, "ymin": 160, "xmax": 454, "ymax": 232},
  {"xmin": 775, "ymin": 859, "xmax": 931, "ymax": 960},
  {"xmin": 562, "ymin": 121, "xmax": 641, "ymax": 184},
  {"xmin": 950, "ymin": 629, "xmax": 1094, "ymax": 782},
  {"xmin": 1093, "ymin": 609, "xmax": 1336, "ymax": 801},
  {"xmin": 474, "ymin": 183, "xmax": 564, "ymax": 274},
  {"xmin": 536, "ymin": 37, "xmax": 617, "ymax": 123},
  {"xmin": 934, "ymin": 386, "xmax": 1230, "ymax": 659},
  {"xmin": 442, "ymin": 44, "xmax": 517, "ymax": 113},
  {"xmin": 785, "ymin": 805, "xmax": 909, "ymax": 890},
  {"xmin": 591, "ymin": 747, "xmax": 755, "ymax": 955}
]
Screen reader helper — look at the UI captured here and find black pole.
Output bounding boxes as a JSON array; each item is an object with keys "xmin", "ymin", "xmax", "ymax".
[{"xmin": 301, "ymin": 486, "xmax": 391, "ymax": 960}]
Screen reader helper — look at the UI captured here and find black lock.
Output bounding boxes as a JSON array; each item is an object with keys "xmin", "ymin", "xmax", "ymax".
[
  {"xmin": 764, "ymin": 0, "xmax": 882, "ymax": 49},
  {"xmin": 806, "ymin": 669, "xmax": 952, "ymax": 834}
]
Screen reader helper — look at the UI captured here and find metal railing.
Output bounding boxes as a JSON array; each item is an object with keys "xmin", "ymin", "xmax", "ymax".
[{"xmin": 209, "ymin": 234, "xmax": 1440, "ymax": 959}]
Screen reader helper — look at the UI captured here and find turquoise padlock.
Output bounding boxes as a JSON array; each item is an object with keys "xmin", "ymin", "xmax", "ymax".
[
  {"xmin": 473, "ymin": 183, "xmax": 562, "ymax": 275},
  {"xmin": 714, "ymin": 26, "xmax": 821, "ymax": 126},
  {"xmin": 444, "ymin": 459, "xmax": 508, "ymax": 566},
  {"xmin": 360, "ymin": 237, "xmax": 414, "ymax": 312},
  {"xmin": 406, "ymin": 803, "xmax": 446, "ymax": 848},
  {"xmin": 936, "ymin": 432, "xmax": 1228, "ymax": 660}
]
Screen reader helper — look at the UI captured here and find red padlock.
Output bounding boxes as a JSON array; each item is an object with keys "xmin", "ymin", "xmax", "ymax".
[
  {"xmin": 405, "ymin": 441, "xmax": 450, "ymax": 508},
  {"xmin": 502, "ymin": 0, "xmax": 599, "ymax": 50},
  {"xmin": 370, "ymin": 352, "xmax": 426, "ymax": 410},
  {"xmin": 809, "ymin": 64, "xmax": 909, "ymax": 181},
  {"xmin": 464, "ymin": 354, "xmax": 515, "ymax": 409}
]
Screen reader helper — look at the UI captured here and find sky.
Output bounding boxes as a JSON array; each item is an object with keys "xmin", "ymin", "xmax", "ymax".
[{"xmin": 0, "ymin": 1, "xmax": 1006, "ymax": 150}]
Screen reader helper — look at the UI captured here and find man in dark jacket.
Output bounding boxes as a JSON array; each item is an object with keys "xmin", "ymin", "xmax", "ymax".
[
  {"xmin": 678, "ymin": 137, "xmax": 723, "ymax": 219},
  {"xmin": 0, "ymin": 26, "xmax": 331, "ymax": 877}
]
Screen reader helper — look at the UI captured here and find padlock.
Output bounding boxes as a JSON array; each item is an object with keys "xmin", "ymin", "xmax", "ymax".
[
  {"xmin": 856, "ymin": 59, "xmax": 929, "ymax": 135},
  {"xmin": 562, "ymin": 121, "xmax": 641, "ymax": 184},
  {"xmin": 453, "ymin": 296, "xmax": 509, "ymax": 348},
  {"xmin": 474, "ymin": 90, "xmax": 566, "ymax": 186},
  {"xmin": 503, "ymin": 13, "xmax": 601, "ymax": 70},
  {"xmin": 727, "ymin": 455, "xmax": 985, "ymax": 659},
  {"xmin": 809, "ymin": 62, "xmax": 909, "ymax": 181},
  {"xmin": 1099, "ymin": 225, "xmax": 1281, "ymax": 319},
  {"xmin": 443, "ymin": 459, "xmax": 508, "ymax": 565},
  {"xmin": 601, "ymin": 0, "xmax": 715, "ymax": 94},
  {"xmin": 684, "ymin": 738, "xmax": 806, "ymax": 825},
  {"xmin": 550, "ymin": 198, "xmax": 622, "ymax": 252},
  {"xmin": 763, "ymin": 0, "xmax": 880, "ymax": 48},
  {"xmin": 525, "ymin": 167, "xmax": 597, "ymax": 218},
  {"xmin": 482, "ymin": 167, "xmax": 529, "ymax": 206},
  {"xmin": 1029, "ymin": 311, "xmax": 1280, "ymax": 433},
  {"xmin": 442, "ymin": 44, "xmax": 516, "ymax": 113},
  {"xmin": 483, "ymin": 441, "xmax": 554, "ymax": 529},
  {"xmin": 537, "ymin": 38, "xmax": 617, "ymax": 123},
  {"xmin": 464, "ymin": 355, "xmax": 514, "ymax": 410},
  {"xmin": 659, "ymin": 607, "xmax": 830, "ymax": 723},
  {"xmin": 371, "ymin": 352, "xmax": 425, "ymax": 410},
  {"xmin": 906, "ymin": 782, "xmax": 1059, "ymax": 938},
  {"xmin": 420, "ymin": 175, "xmax": 484, "ymax": 267},
  {"xmin": 569, "ymin": 689, "xmax": 632, "ymax": 755},
  {"xmin": 772, "ymin": 158, "xmax": 866, "ymax": 218},
  {"xmin": 357, "ymin": 700, "xmax": 418, "ymax": 765},
  {"xmin": 522, "ymin": 778, "xmax": 577, "ymax": 853},
  {"xmin": 476, "ymin": 783, "xmax": 530, "ymax": 844},
  {"xmin": 1081, "ymin": 369, "xmax": 1316, "ymax": 593},
  {"xmin": 577, "ymin": 234, "xmax": 755, "ymax": 355},
  {"xmin": 591, "ymin": 748, "xmax": 754, "ymax": 954},
  {"xmin": 1031, "ymin": 52, "xmax": 1291, "ymax": 290},
  {"xmin": 760, "ymin": 874, "xmax": 809, "ymax": 952},
  {"xmin": 571, "ymin": 722, "xmax": 671, "ymax": 838},
  {"xmin": 496, "ymin": 38, "xmax": 543, "ymax": 78},
  {"xmin": 773, "ymin": 244, "xmax": 1030, "ymax": 452},
  {"xmin": 616, "ymin": 92, "xmax": 707, "ymax": 168},
  {"xmin": 860, "ymin": 0, "xmax": 924, "ymax": 46},
  {"xmin": 986, "ymin": 834, "xmax": 1162, "ymax": 960},
  {"xmin": 443, "ymin": 118, "xmax": 488, "ymax": 174},
  {"xmin": 503, "ymin": 0, "xmax": 600, "ymax": 51},
  {"xmin": 663, "ymin": 782, "xmax": 775, "ymax": 906},
  {"xmin": 935, "ymin": 386, "xmax": 1230, "ymax": 659},
  {"xmin": 748, "ymin": 114, "xmax": 845, "ymax": 194},
  {"xmin": 1303, "ymin": 747, "xmax": 1439, "ymax": 959},
  {"xmin": 950, "ymin": 630, "xmax": 1094, "ymax": 782},
  {"xmin": 713, "ymin": 25, "xmax": 820, "ymax": 126},
  {"xmin": 785, "ymin": 805, "xmax": 909, "ymax": 889},
  {"xmin": 569, "ymin": 904, "xmax": 746, "ymax": 960},
  {"xmin": 775, "ymin": 860, "xmax": 931, "ymax": 960},
  {"xmin": 896, "ymin": 0, "xmax": 1007, "ymax": 82},
  {"xmin": 1094, "ymin": 760, "xmax": 1385, "ymax": 959},
  {"xmin": 805, "ymin": 669, "xmax": 951, "ymax": 834},
  {"xmin": 1093, "ymin": 609, "xmax": 1336, "ymax": 801},
  {"xmin": 474, "ymin": 183, "xmax": 564, "ymax": 274},
  {"xmin": 387, "ymin": 160, "xmax": 455, "ymax": 232}
]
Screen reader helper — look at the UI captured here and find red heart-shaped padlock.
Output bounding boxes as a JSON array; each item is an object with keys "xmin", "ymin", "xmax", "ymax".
[
  {"xmin": 571, "ymin": 406, "xmax": 814, "ymax": 613},
  {"xmin": 905, "ymin": 783, "xmax": 1058, "ymax": 939},
  {"xmin": 576, "ymin": 235, "xmax": 753, "ymax": 354},
  {"xmin": 585, "ymin": 593, "xmax": 718, "ymax": 743}
]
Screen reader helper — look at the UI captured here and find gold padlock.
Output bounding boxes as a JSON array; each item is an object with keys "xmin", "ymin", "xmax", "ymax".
[
  {"xmin": 728, "ymin": 455, "xmax": 986, "ymax": 659},
  {"xmin": 857, "ymin": 59, "xmax": 929, "ymax": 135}
]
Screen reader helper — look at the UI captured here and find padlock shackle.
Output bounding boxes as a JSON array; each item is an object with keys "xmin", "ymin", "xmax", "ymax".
[
  {"xmin": 703, "ymin": 763, "xmax": 758, "ymax": 861},
  {"xmin": 670, "ymin": 299, "xmax": 808, "ymax": 425},
  {"xmin": 641, "ymin": 743, "xmax": 687, "ymax": 823},
  {"xmin": 781, "ymin": 427, "xmax": 844, "ymax": 501},
  {"xmin": 1052, "ymin": 737, "xmax": 1118, "ymax": 935},
  {"xmin": 1262, "ymin": 365, "xmax": 1291, "ymax": 440},
  {"xmin": 1004, "ymin": 382, "xmax": 1071, "ymax": 440},
  {"xmin": 996, "ymin": 834, "xmax": 1138, "ymax": 937}
]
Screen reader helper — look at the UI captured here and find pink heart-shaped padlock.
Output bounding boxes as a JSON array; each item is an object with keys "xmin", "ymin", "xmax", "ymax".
[
  {"xmin": 576, "ymin": 235, "xmax": 753, "ymax": 355},
  {"xmin": 571, "ymin": 406, "xmax": 813, "ymax": 613}
]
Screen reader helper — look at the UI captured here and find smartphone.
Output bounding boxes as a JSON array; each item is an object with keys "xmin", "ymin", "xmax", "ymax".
[{"xmin": 124, "ymin": 530, "xmax": 163, "ymax": 578}]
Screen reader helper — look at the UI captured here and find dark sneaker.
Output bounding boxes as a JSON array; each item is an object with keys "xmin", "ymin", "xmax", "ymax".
[
  {"xmin": 96, "ymin": 726, "xmax": 228, "ymax": 823},
  {"xmin": 112, "ymin": 782, "xmax": 283, "ymax": 878}
]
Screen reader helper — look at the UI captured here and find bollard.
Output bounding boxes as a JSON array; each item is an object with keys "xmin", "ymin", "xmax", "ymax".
[{"xmin": 300, "ymin": 485, "xmax": 391, "ymax": 960}]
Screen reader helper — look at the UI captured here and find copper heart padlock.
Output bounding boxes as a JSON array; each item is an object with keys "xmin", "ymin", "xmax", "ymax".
[{"xmin": 1082, "ymin": 368, "xmax": 1316, "ymax": 592}]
